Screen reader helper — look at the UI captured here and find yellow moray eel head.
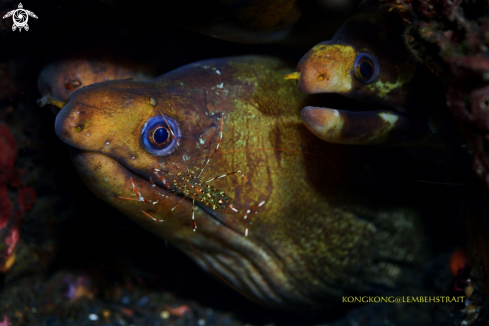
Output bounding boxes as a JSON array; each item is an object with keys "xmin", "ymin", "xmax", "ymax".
[
  {"xmin": 287, "ymin": 0, "xmax": 444, "ymax": 145},
  {"xmin": 51, "ymin": 56, "xmax": 431, "ymax": 309}
]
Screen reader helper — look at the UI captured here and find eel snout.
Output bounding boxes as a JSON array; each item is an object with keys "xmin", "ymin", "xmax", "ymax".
[{"xmin": 290, "ymin": 43, "xmax": 356, "ymax": 95}]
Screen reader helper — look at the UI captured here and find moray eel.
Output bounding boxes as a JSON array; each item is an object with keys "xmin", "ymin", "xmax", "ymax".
[
  {"xmin": 285, "ymin": 0, "xmax": 443, "ymax": 144},
  {"xmin": 50, "ymin": 56, "xmax": 429, "ymax": 309},
  {"xmin": 37, "ymin": 53, "xmax": 156, "ymax": 108}
]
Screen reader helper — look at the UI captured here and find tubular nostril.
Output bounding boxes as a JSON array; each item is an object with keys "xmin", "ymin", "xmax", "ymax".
[{"xmin": 74, "ymin": 123, "xmax": 84, "ymax": 133}]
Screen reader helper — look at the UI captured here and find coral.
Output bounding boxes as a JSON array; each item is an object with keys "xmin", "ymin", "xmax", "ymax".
[
  {"xmin": 0, "ymin": 118, "xmax": 52, "ymax": 279},
  {"xmin": 382, "ymin": 0, "xmax": 489, "ymax": 323},
  {"xmin": 0, "ymin": 122, "xmax": 35, "ymax": 274},
  {"xmin": 0, "ymin": 271, "xmax": 244, "ymax": 326},
  {"xmin": 384, "ymin": 0, "xmax": 489, "ymax": 184},
  {"xmin": 0, "ymin": 123, "xmax": 17, "ymax": 185}
]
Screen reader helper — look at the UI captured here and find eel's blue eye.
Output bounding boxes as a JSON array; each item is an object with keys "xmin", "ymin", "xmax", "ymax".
[
  {"xmin": 141, "ymin": 115, "xmax": 181, "ymax": 156},
  {"xmin": 354, "ymin": 53, "xmax": 379, "ymax": 83},
  {"xmin": 154, "ymin": 127, "xmax": 169, "ymax": 144}
]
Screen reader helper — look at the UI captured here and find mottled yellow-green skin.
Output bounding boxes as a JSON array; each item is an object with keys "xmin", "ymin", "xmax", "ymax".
[{"xmin": 55, "ymin": 56, "xmax": 427, "ymax": 309}]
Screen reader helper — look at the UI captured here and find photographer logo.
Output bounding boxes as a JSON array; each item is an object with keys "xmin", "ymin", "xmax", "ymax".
[{"xmin": 2, "ymin": 3, "xmax": 38, "ymax": 32}]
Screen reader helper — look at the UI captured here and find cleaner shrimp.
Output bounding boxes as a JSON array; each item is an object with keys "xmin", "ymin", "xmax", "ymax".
[{"xmin": 119, "ymin": 113, "xmax": 266, "ymax": 237}]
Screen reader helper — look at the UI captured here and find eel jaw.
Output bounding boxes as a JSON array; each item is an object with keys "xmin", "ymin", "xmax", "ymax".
[
  {"xmin": 70, "ymin": 146, "xmax": 246, "ymax": 238},
  {"xmin": 301, "ymin": 106, "xmax": 426, "ymax": 145}
]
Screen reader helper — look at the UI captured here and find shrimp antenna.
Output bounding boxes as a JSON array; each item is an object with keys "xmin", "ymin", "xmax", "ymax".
[{"xmin": 198, "ymin": 113, "xmax": 224, "ymax": 178}]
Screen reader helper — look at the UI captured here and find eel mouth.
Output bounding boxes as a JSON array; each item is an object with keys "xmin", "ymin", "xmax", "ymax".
[
  {"xmin": 285, "ymin": 71, "xmax": 427, "ymax": 145},
  {"xmin": 299, "ymin": 105, "xmax": 421, "ymax": 145},
  {"xmin": 289, "ymin": 90, "xmax": 429, "ymax": 145},
  {"xmin": 67, "ymin": 145, "xmax": 247, "ymax": 238}
]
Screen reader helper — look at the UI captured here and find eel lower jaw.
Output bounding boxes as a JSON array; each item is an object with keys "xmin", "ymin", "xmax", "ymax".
[
  {"xmin": 285, "ymin": 71, "xmax": 429, "ymax": 145},
  {"xmin": 68, "ymin": 146, "xmax": 248, "ymax": 238},
  {"xmin": 301, "ymin": 106, "xmax": 430, "ymax": 145}
]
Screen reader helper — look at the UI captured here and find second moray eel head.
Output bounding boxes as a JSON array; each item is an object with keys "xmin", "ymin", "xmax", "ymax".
[{"xmin": 286, "ymin": 0, "xmax": 444, "ymax": 144}]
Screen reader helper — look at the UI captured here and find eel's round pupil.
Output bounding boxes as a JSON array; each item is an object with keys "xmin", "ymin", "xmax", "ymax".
[
  {"xmin": 360, "ymin": 61, "xmax": 373, "ymax": 79},
  {"xmin": 153, "ymin": 127, "xmax": 170, "ymax": 144}
]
